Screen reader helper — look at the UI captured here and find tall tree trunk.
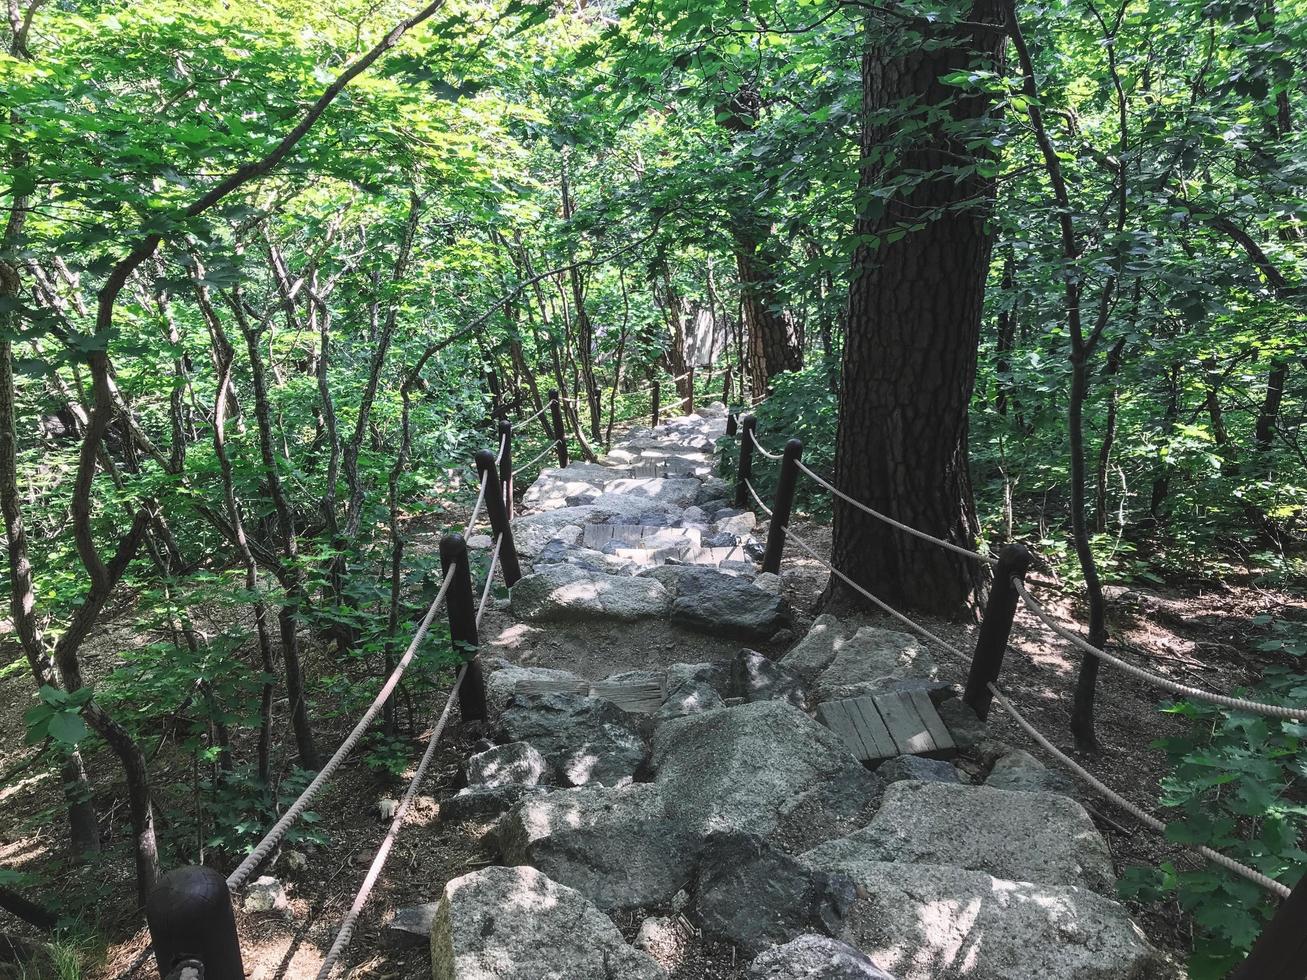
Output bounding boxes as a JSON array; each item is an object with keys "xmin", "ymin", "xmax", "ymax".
[
  {"xmin": 827, "ymin": 0, "xmax": 1004, "ymax": 617},
  {"xmin": 1094, "ymin": 334, "xmax": 1128, "ymax": 533},
  {"xmin": 734, "ymin": 219, "xmax": 800, "ymax": 396}
]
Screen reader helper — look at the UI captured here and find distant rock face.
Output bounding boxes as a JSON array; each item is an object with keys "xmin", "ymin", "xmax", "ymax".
[
  {"xmin": 497, "ymin": 783, "xmax": 699, "ymax": 911},
  {"xmin": 796, "ymin": 860, "xmax": 1174, "ymax": 980},
  {"xmin": 746, "ymin": 934, "xmax": 898, "ymax": 980},
  {"xmin": 801, "ymin": 780, "xmax": 1116, "ymax": 894},
  {"xmin": 652, "ymin": 701, "xmax": 868, "ymax": 839},
  {"xmin": 430, "ymin": 866, "xmax": 667, "ymax": 980},
  {"xmin": 510, "ymin": 564, "xmax": 670, "ymax": 622},
  {"xmin": 695, "ymin": 831, "xmax": 856, "ymax": 956},
  {"xmin": 498, "ymin": 693, "xmax": 647, "ymax": 788}
]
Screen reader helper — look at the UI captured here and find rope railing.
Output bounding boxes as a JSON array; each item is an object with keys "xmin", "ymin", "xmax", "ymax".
[
  {"xmin": 227, "ymin": 563, "xmax": 458, "ymax": 891},
  {"xmin": 464, "ymin": 471, "xmax": 489, "ymax": 537},
  {"xmin": 1013, "ymin": 579, "xmax": 1302, "ymax": 721},
  {"xmin": 477, "ymin": 535, "xmax": 504, "ymax": 627},
  {"xmin": 518, "ymin": 439, "xmax": 563, "ymax": 474}
]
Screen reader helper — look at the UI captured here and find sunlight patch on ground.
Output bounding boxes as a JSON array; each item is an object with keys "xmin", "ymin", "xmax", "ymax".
[{"xmin": 487, "ymin": 623, "xmax": 541, "ymax": 649}]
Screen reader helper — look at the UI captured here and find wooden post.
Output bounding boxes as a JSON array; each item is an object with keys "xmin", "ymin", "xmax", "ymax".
[
  {"xmin": 651, "ymin": 380, "xmax": 661, "ymax": 428},
  {"xmin": 497, "ymin": 420, "xmax": 513, "ymax": 520},
  {"xmin": 1229, "ymin": 873, "xmax": 1307, "ymax": 980},
  {"xmin": 726, "ymin": 412, "xmax": 738, "ymax": 437},
  {"xmin": 761, "ymin": 438, "xmax": 803, "ymax": 574},
  {"xmin": 146, "ymin": 866, "xmax": 243, "ymax": 980},
  {"xmin": 474, "ymin": 450, "xmax": 523, "ymax": 587},
  {"xmin": 547, "ymin": 389, "xmax": 568, "ymax": 469},
  {"xmin": 439, "ymin": 533, "xmax": 488, "ymax": 723},
  {"xmin": 722, "ymin": 366, "xmax": 732, "ymax": 406},
  {"xmin": 735, "ymin": 414, "xmax": 757, "ymax": 508},
  {"xmin": 686, "ymin": 366, "xmax": 695, "ymax": 416},
  {"xmin": 962, "ymin": 542, "xmax": 1032, "ymax": 720}
]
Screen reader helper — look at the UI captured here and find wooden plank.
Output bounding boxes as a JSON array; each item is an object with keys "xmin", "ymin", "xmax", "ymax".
[
  {"xmin": 848, "ymin": 698, "xmax": 899, "ymax": 761},
  {"xmin": 906, "ymin": 690, "xmax": 955, "ymax": 752},
  {"xmin": 589, "ymin": 679, "xmax": 665, "ymax": 714},
  {"xmin": 816, "ymin": 700, "xmax": 871, "ymax": 761},
  {"xmin": 513, "ymin": 678, "xmax": 588, "ymax": 697},
  {"xmin": 873, "ymin": 691, "xmax": 936, "ymax": 755}
]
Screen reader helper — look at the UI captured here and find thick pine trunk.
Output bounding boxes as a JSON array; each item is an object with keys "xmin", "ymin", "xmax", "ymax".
[
  {"xmin": 734, "ymin": 221, "xmax": 800, "ymax": 396},
  {"xmin": 827, "ymin": 1, "xmax": 1004, "ymax": 617}
]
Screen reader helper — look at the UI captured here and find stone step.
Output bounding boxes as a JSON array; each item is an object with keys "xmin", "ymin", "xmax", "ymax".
[{"xmin": 582, "ymin": 524, "xmax": 701, "ymax": 550}]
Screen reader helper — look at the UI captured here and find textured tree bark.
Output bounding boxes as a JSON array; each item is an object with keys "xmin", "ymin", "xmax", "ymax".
[
  {"xmin": 827, "ymin": 1, "xmax": 1004, "ymax": 617},
  {"xmin": 734, "ymin": 219, "xmax": 801, "ymax": 395}
]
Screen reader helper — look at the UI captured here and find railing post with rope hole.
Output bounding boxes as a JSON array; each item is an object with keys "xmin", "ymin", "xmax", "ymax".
[
  {"xmin": 761, "ymin": 438, "xmax": 803, "ymax": 574},
  {"xmin": 1229, "ymin": 871, "xmax": 1307, "ymax": 980},
  {"xmin": 497, "ymin": 420, "xmax": 513, "ymax": 520},
  {"xmin": 145, "ymin": 866, "xmax": 243, "ymax": 980},
  {"xmin": 735, "ymin": 414, "xmax": 756, "ymax": 508},
  {"xmin": 962, "ymin": 542, "xmax": 1032, "ymax": 720},
  {"xmin": 651, "ymin": 379, "xmax": 661, "ymax": 428},
  {"xmin": 547, "ymin": 390, "xmax": 568, "ymax": 469},
  {"xmin": 439, "ymin": 533, "xmax": 488, "ymax": 723},
  {"xmin": 726, "ymin": 411, "xmax": 737, "ymax": 437},
  {"xmin": 474, "ymin": 450, "xmax": 522, "ymax": 587}
]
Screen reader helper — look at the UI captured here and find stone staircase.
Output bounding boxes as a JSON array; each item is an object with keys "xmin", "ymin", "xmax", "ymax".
[{"xmin": 418, "ymin": 404, "xmax": 1180, "ymax": 980}]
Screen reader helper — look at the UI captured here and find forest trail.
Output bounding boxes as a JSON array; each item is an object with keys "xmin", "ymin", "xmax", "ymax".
[{"xmin": 415, "ymin": 406, "xmax": 1181, "ymax": 980}]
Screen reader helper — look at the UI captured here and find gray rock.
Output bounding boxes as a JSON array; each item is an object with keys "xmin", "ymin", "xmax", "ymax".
[
  {"xmin": 242, "ymin": 876, "xmax": 288, "ymax": 914},
  {"xmin": 717, "ymin": 511, "xmax": 758, "ymax": 536},
  {"xmin": 522, "ymin": 463, "xmax": 615, "ymax": 510},
  {"xmin": 499, "ymin": 693, "xmax": 647, "ymax": 787},
  {"xmin": 653, "ymin": 701, "xmax": 866, "ymax": 837},
  {"xmin": 746, "ymin": 934, "xmax": 897, "ymax": 979},
  {"xmin": 986, "ymin": 748, "xmax": 1078, "ymax": 797},
  {"xmin": 665, "ymin": 661, "xmax": 733, "ymax": 697},
  {"xmin": 802, "ymin": 780, "xmax": 1115, "ymax": 893},
  {"xmin": 781, "ymin": 614, "xmax": 845, "ymax": 683},
  {"xmin": 466, "ymin": 741, "xmax": 550, "ymax": 788},
  {"xmin": 776, "ymin": 768, "xmax": 885, "ymax": 855},
  {"xmin": 695, "ymin": 478, "xmax": 732, "ymax": 504},
  {"xmin": 810, "ymin": 627, "xmax": 937, "ymax": 704},
  {"xmin": 467, "ymin": 533, "xmax": 493, "ymax": 550},
  {"xmin": 497, "ymin": 783, "xmax": 699, "ymax": 911},
  {"xmin": 603, "ymin": 476, "xmax": 702, "ymax": 508},
  {"xmin": 648, "ymin": 565, "xmax": 790, "ymax": 641},
  {"xmin": 441, "ymin": 784, "xmax": 549, "ymax": 824},
  {"xmin": 484, "ymin": 661, "xmax": 585, "ymax": 715},
  {"xmin": 936, "ymin": 698, "xmax": 986, "ymax": 747},
  {"xmin": 654, "ymin": 680, "xmax": 725, "ymax": 723},
  {"xmin": 512, "ymin": 506, "xmax": 597, "ymax": 555},
  {"xmin": 431, "ymin": 865, "xmax": 667, "ymax": 980},
  {"xmin": 511, "ymin": 565, "xmax": 670, "ymax": 623},
  {"xmin": 384, "ymin": 903, "xmax": 438, "ymax": 949},
  {"xmin": 734, "ymin": 648, "xmax": 808, "ymax": 709},
  {"xmin": 702, "ymin": 530, "xmax": 739, "ymax": 548},
  {"xmin": 695, "ymin": 832, "xmax": 856, "ymax": 956},
  {"xmin": 682, "ymin": 506, "xmax": 709, "ymax": 524},
  {"xmin": 875, "ymin": 755, "xmax": 960, "ymax": 785},
  {"xmin": 534, "ymin": 540, "xmax": 636, "ymax": 576},
  {"xmin": 799, "ymin": 861, "xmax": 1174, "ymax": 980},
  {"xmin": 753, "ymin": 571, "xmax": 783, "ymax": 595}
]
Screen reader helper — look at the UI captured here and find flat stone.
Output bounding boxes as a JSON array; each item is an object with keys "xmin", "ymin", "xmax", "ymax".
[
  {"xmin": 986, "ymin": 748, "xmax": 1077, "ymax": 797},
  {"xmin": 774, "ymin": 768, "xmax": 885, "ymax": 856},
  {"xmin": 695, "ymin": 831, "xmax": 856, "ymax": 956},
  {"xmin": 753, "ymin": 571, "xmax": 783, "ymax": 595},
  {"xmin": 652, "ymin": 701, "xmax": 867, "ymax": 838},
  {"xmin": 441, "ymin": 784, "xmax": 548, "ymax": 824},
  {"xmin": 497, "ymin": 783, "xmax": 698, "ymax": 911},
  {"xmin": 242, "ymin": 876, "xmax": 288, "ymax": 914},
  {"xmin": 802, "ymin": 780, "xmax": 1115, "ymax": 893},
  {"xmin": 466, "ymin": 741, "xmax": 551, "ymax": 788},
  {"xmin": 512, "ymin": 507, "xmax": 595, "ymax": 555},
  {"xmin": 498, "ymin": 693, "xmax": 647, "ymax": 787},
  {"xmin": 534, "ymin": 540, "xmax": 637, "ymax": 576},
  {"xmin": 780, "ymin": 614, "xmax": 845, "ymax": 683},
  {"xmin": 810, "ymin": 627, "xmax": 937, "ymax": 704},
  {"xmin": 797, "ymin": 861, "xmax": 1174, "ymax": 980},
  {"xmin": 937, "ymin": 698, "xmax": 986, "ymax": 747},
  {"xmin": 734, "ymin": 648, "xmax": 808, "ymax": 709},
  {"xmin": 746, "ymin": 934, "xmax": 896, "ymax": 979},
  {"xmin": 654, "ymin": 680, "xmax": 725, "ymax": 724},
  {"xmin": 384, "ymin": 903, "xmax": 439, "ymax": 949},
  {"xmin": 603, "ymin": 476, "xmax": 702, "ymax": 508},
  {"xmin": 523, "ymin": 464, "xmax": 615, "ymax": 510},
  {"xmin": 511, "ymin": 565, "xmax": 670, "ymax": 623},
  {"xmin": 431, "ymin": 866, "xmax": 667, "ymax": 980},
  {"xmin": 484, "ymin": 661, "xmax": 586, "ymax": 716},
  {"xmin": 876, "ymin": 755, "xmax": 960, "ymax": 785},
  {"xmin": 717, "ymin": 511, "xmax": 758, "ymax": 536},
  {"xmin": 649, "ymin": 565, "xmax": 791, "ymax": 641}
]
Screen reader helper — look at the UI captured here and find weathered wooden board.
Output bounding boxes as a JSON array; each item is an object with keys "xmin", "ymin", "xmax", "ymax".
[
  {"xmin": 817, "ymin": 692, "xmax": 955, "ymax": 763},
  {"xmin": 588, "ymin": 679, "xmax": 665, "ymax": 714},
  {"xmin": 513, "ymin": 678, "xmax": 589, "ymax": 697}
]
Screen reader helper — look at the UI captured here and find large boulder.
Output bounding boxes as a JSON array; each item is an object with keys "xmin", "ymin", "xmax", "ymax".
[
  {"xmin": 603, "ymin": 476, "xmax": 702, "ymax": 508},
  {"xmin": 510, "ymin": 565, "xmax": 670, "ymax": 623},
  {"xmin": 465, "ymin": 741, "xmax": 551, "ymax": 788},
  {"xmin": 498, "ymin": 693, "xmax": 646, "ymax": 787},
  {"xmin": 809, "ymin": 627, "xmax": 938, "ymax": 704},
  {"xmin": 780, "ymin": 614, "xmax": 845, "ymax": 683},
  {"xmin": 440, "ymin": 784, "xmax": 548, "ymax": 824},
  {"xmin": 431, "ymin": 865, "xmax": 667, "ymax": 980},
  {"xmin": 497, "ymin": 783, "xmax": 699, "ymax": 911},
  {"xmin": 774, "ymin": 768, "xmax": 884, "ymax": 855},
  {"xmin": 484, "ymin": 661, "xmax": 585, "ymax": 716},
  {"xmin": 734, "ymin": 648, "xmax": 808, "ymax": 709},
  {"xmin": 695, "ymin": 832, "xmax": 856, "ymax": 955},
  {"xmin": 797, "ymin": 860, "xmax": 1173, "ymax": 980},
  {"xmin": 653, "ymin": 701, "xmax": 871, "ymax": 839},
  {"xmin": 801, "ymin": 781, "xmax": 1115, "ymax": 894},
  {"xmin": 522, "ymin": 464, "xmax": 615, "ymax": 510},
  {"xmin": 746, "ymin": 934, "xmax": 897, "ymax": 980},
  {"xmin": 641, "ymin": 565, "xmax": 790, "ymax": 641}
]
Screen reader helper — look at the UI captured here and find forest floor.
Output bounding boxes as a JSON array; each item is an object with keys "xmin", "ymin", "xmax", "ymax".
[{"xmin": 2, "ymin": 472, "xmax": 1304, "ymax": 978}]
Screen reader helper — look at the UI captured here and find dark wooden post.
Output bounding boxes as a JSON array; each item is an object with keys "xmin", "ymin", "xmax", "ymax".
[
  {"xmin": 547, "ymin": 389, "xmax": 568, "ymax": 469},
  {"xmin": 439, "ymin": 533, "xmax": 488, "ymax": 723},
  {"xmin": 722, "ymin": 366, "xmax": 732, "ymax": 406},
  {"xmin": 962, "ymin": 542, "xmax": 1032, "ymax": 720},
  {"xmin": 735, "ymin": 414, "xmax": 757, "ymax": 508},
  {"xmin": 1229, "ymin": 873, "xmax": 1307, "ymax": 980},
  {"xmin": 761, "ymin": 438, "xmax": 803, "ymax": 574},
  {"xmin": 651, "ymin": 380, "xmax": 661, "ymax": 427},
  {"xmin": 497, "ymin": 420, "xmax": 513, "ymax": 520},
  {"xmin": 474, "ymin": 450, "xmax": 523, "ymax": 587},
  {"xmin": 726, "ymin": 412, "xmax": 738, "ymax": 437},
  {"xmin": 146, "ymin": 866, "xmax": 243, "ymax": 980},
  {"xmin": 686, "ymin": 366, "xmax": 695, "ymax": 415}
]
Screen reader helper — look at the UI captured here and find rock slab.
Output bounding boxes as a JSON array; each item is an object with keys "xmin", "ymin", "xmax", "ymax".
[
  {"xmin": 498, "ymin": 692, "xmax": 646, "ymax": 787},
  {"xmin": 511, "ymin": 564, "xmax": 670, "ymax": 622},
  {"xmin": 747, "ymin": 934, "xmax": 897, "ymax": 979}
]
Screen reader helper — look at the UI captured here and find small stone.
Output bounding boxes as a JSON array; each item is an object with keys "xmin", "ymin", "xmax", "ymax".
[
  {"xmin": 746, "ymin": 934, "xmax": 896, "ymax": 979},
  {"xmin": 242, "ymin": 876, "xmax": 288, "ymax": 914},
  {"xmin": 281, "ymin": 850, "xmax": 308, "ymax": 872},
  {"xmin": 467, "ymin": 533, "xmax": 493, "ymax": 549},
  {"xmin": 986, "ymin": 748, "xmax": 1077, "ymax": 797},
  {"xmin": 670, "ymin": 888, "xmax": 690, "ymax": 912},
  {"xmin": 378, "ymin": 798, "xmax": 399, "ymax": 821},
  {"xmin": 876, "ymin": 755, "xmax": 960, "ymax": 785},
  {"xmin": 384, "ymin": 903, "xmax": 439, "ymax": 949},
  {"xmin": 635, "ymin": 916, "xmax": 683, "ymax": 960},
  {"xmin": 753, "ymin": 572, "xmax": 782, "ymax": 595}
]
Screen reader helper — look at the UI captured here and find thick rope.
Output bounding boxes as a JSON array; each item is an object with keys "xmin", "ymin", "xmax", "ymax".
[
  {"xmin": 464, "ymin": 471, "xmax": 489, "ymax": 537},
  {"xmin": 226, "ymin": 565, "xmax": 458, "ymax": 891},
  {"xmin": 792, "ymin": 456, "xmax": 996, "ymax": 565},
  {"xmin": 742, "ymin": 476, "xmax": 774, "ymax": 517},
  {"xmin": 1013, "ymin": 580, "xmax": 1302, "ymax": 721},
  {"xmin": 476, "ymin": 535, "xmax": 504, "ymax": 627},
  {"xmin": 746, "ymin": 428, "xmax": 784, "ymax": 461},
  {"xmin": 518, "ymin": 439, "xmax": 562, "ymax": 473},
  {"xmin": 517, "ymin": 402, "xmax": 550, "ymax": 426},
  {"xmin": 987, "ymin": 683, "xmax": 1292, "ymax": 899},
  {"xmin": 315, "ymin": 665, "xmax": 468, "ymax": 978}
]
